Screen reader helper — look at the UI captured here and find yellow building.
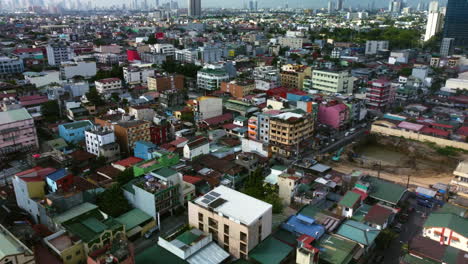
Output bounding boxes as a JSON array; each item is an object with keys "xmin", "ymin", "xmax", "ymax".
[
  {"xmin": 280, "ymin": 64, "xmax": 312, "ymax": 89},
  {"xmin": 269, "ymin": 112, "xmax": 314, "ymax": 157}
]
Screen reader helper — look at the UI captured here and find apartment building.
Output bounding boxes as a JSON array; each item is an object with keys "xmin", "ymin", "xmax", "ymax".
[
  {"xmin": 365, "ymin": 40, "xmax": 389, "ymax": 55},
  {"xmin": 123, "ymin": 65, "xmax": 155, "ymax": 85},
  {"xmin": 366, "ymin": 79, "xmax": 394, "ymax": 112},
  {"xmin": 46, "ymin": 43, "xmax": 73, "ymax": 66},
  {"xmin": 58, "ymin": 120, "xmax": 94, "ymax": 143},
  {"xmin": 0, "ymin": 108, "xmax": 39, "ymax": 156},
  {"xmin": 95, "ymin": 78, "xmax": 122, "ymax": 94},
  {"xmin": 220, "ymin": 80, "xmax": 255, "ymax": 98},
  {"xmin": 188, "ymin": 185, "xmax": 272, "ymax": 259},
  {"xmin": 60, "ymin": 59, "xmax": 97, "ymax": 80},
  {"xmin": 278, "ymin": 37, "xmax": 304, "ymax": 49},
  {"xmin": 0, "ymin": 55, "xmax": 24, "ymax": 77},
  {"xmin": 150, "ymin": 44, "xmax": 175, "ymax": 56},
  {"xmin": 112, "ymin": 120, "xmax": 150, "ymax": 154},
  {"xmin": 280, "ymin": 64, "xmax": 312, "ymax": 89},
  {"xmin": 194, "ymin": 96, "xmax": 223, "ymax": 120},
  {"xmin": 94, "ymin": 44, "xmax": 122, "ymax": 54},
  {"xmin": 269, "ymin": 112, "xmax": 314, "ymax": 157},
  {"xmin": 175, "ymin": 49, "xmax": 198, "ymax": 63},
  {"xmin": 311, "ymin": 69, "xmax": 354, "ymax": 95},
  {"xmin": 85, "ymin": 126, "xmax": 120, "ymax": 162},
  {"xmin": 147, "ymin": 74, "xmax": 184, "ymax": 91},
  {"xmin": 197, "ymin": 67, "xmax": 230, "ymax": 91}
]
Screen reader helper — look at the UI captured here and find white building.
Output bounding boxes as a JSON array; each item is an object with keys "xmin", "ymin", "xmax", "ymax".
[
  {"xmin": 278, "ymin": 37, "xmax": 304, "ymax": 49},
  {"xmin": 0, "ymin": 55, "xmax": 24, "ymax": 76},
  {"xmin": 123, "ymin": 65, "xmax": 156, "ymax": 85},
  {"xmin": 388, "ymin": 50, "xmax": 410, "ymax": 64},
  {"xmin": 183, "ymin": 137, "xmax": 210, "ymax": 160},
  {"xmin": 253, "ymin": 66, "xmax": 280, "ymax": 82},
  {"xmin": 95, "ymin": 78, "xmax": 122, "ymax": 94},
  {"xmin": 85, "ymin": 126, "xmax": 120, "ymax": 162},
  {"xmin": 24, "ymin": 71, "xmax": 61, "ymax": 88},
  {"xmin": 46, "ymin": 43, "xmax": 73, "ymax": 66},
  {"xmin": 175, "ymin": 49, "xmax": 198, "ymax": 63},
  {"xmin": 151, "ymin": 44, "xmax": 175, "ymax": 56},
  {"xmin": 365, "ymin": 41, "xmax": 389, "ymax": 55},
  {"xmin": 197, "ymin": 65, "xmax": 230, "ymax": 91},
  {"xmin": 60, "ymin": 59, "xmax": 97, "ymax": 80},
  {"xmin": 424, "ymin": 11, "xmax": 444, "ymax": 42}
]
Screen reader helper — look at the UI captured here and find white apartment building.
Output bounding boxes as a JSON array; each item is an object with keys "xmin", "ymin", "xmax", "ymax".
[
  {"xmin": 311, "ymin": 69, "xmax": 355, "ymax": 94},
  {"xmin": 85, "ymin": 126, "xmax": 119, "ymax": 159},
  {"xmin": 0, "ymin": 55, "xmax": 24, "ymax": 76},
  {"xmin": 46, "ymin": 43, "xmax": 73, "ymax": 66},
  {"xmin": 253, "ymin": 66, "xmax": 280, "ymax": 83},
  {"xmin": 197, "ymin": 65, "xmax": 230, "ymax": 91},
  {"xmin": 278, "ymin": 37, "xmax": 304, "ymax": 49},
  {"xmin": 424, "ymin": 11, "xmax": 444, "ymax": 42},
  {"xmin": 188, "ymin": 186, "xmax": 272, "ymax": 259},
  {"xmin": 123, "ymin": 65, "xmax": 155, "ymax": 85},
  {"xmin": 60, "ymin": 59, "xmax": 97, "ymax": 80},
  {"xmin": 365, "ymin": 40, "xmax": 389, "ymax": 55},
  {"xmin": 175, "ymin": 49, "xmax": 198, "ymax": 63},
  {"xmin": 151, "ymin": 44, "xmax": 175, "ymax": 56},
  {"xmin": 95, "ymin": 78, "xmax": 122, "ymax": 94}
]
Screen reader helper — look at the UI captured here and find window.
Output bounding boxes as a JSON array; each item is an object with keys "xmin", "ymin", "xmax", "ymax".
[
  {"xmin": 240, "ymin": 232, "xmax": 247, "ymax": 242},
  {"xmin": 224, "ymin": 235, "xmax": 229, "ymax": 244},
  {"xmin": 199, "ymin": 223, "xmax": 204, "ymax": 230},
  {"xmin": 240, "ymin": 252, "xmax": 247, "ymax": 259},
  {"xmin": 76, "ymin": 250, "xmax": 81, "ymax": 255},
  {"xmin": 66, "ymin": 255, "xmax": 72, "ymax": 260},
  {"xmin": 198, "ymin": 213, "xmax": 203, "ymax": 221},
  {"xmin": 240, "ymin": 242, "xmax": 247, "ymax": 252}
]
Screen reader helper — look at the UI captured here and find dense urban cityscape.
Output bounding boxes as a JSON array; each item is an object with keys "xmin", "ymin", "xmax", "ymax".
[{"xmin": 0, "ymin": 0, "xmax": 467, "ymax": 263}]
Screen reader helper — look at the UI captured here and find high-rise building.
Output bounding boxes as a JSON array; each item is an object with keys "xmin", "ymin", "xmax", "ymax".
[
  {"xmin": 328, "ymin": 0, "xmax": 334, "ymax": 13},
  {"xmin": 424, "ymin": 6, "xmax": 444, "ymax": 42},
  {"xmin": 443, "ymin": 0, "xmax": 468, "ymax": 46},
  {"xmin": 188, "ymin": 0, "xmax": 201, "ymax": 17},
  {"xmin": 336, "ymin": 0, "xmax": 343, "ymax": 11},
  {"xmin": 440, "ymin": 37, "xmax": 455, "ymax": 57}
]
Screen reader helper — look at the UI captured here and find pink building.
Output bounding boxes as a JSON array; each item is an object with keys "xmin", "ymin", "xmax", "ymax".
[
  {"xmin": 318, "ymin": 103, "xmax": 350, "ymax": 130},
  {"xmin": 0, "ymin": 108, "xmax": 39, "ymax": 156},
  {"xmin": 366, "ymin": 79, "xmax": 395, "ymax": 111}
]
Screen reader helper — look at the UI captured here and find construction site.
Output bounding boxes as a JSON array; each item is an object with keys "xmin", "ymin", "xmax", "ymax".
[{"xmin": 323, "ymin": 134, "xmax": 462, "ymax": 189}]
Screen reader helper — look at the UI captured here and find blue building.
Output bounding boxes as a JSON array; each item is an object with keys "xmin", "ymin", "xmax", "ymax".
[
  {"xmin": 134, "ymin": 141, "xmax": 158, "ymax": 160},
  {"xmin": 58, "ymin": 120, "xmax": 93, "ymax": 143},
  {"xmin": 281, "ymin": 214, "xmax": 325, "ymax": 239}
]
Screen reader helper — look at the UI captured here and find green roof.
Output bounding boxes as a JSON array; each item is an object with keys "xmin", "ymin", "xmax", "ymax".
[
  {"xmin": 336, "ymin": 220, "xmax": 380, "ymax": 246},
  {"xmin": 46, "ymin": 138, "xmax": 68, "ymax": 149},
  {"xmin": 62, "ymin": 120, "xmax": 93, "ymax": 130},
  {"xmin": 54, "ymin": 202, "xmax": 98, "ymax": 224},
  {"xmin": 339, "ymin": 191, "xmax": 361, "ymax": 208},
  {"xmin": 351, "ymin": 204, "xmax": 372, "ymax": 222},
  {"xmin": 363, "ymin": 176, "xmax": 407, "ymax": 205},
  {"xmin": 154, "ymin": 167, "xmax": 177, "ymax": 178},
  {"xmin": 401, "ymin": 253, "xmax": 439, "ymax": 264},
  {"xmin": 0, "ymin": 108, "xmax": 32, "ymax": 125},
  {"xmin": 248, "ymin": 236, "xmax": 294, "ymax": 264},
  {"xmin": 176, "ymin": 230, "xmax": 200, "ymax": 245},
  {"xmin": 0, "ymin": 225, "xmax": 32, "ymax": 260},
  {"xmin": 116, "ymin": 208, "xmax": 153, "ymax": 231},
  {"xmin": 437, "ymin": 203, "xmax": 467, "ymax": 217},
  {"xmin": 136, "ymin": 245, "xmax": 188, "ymax": 264},
  {"xmin": 271, "ymin": 165, "xmax": 287, "ymax": 171},
  {"xmin": 199, "ymin": 68, "xmax": 228, "ymax": 75},
  {"xmin": 317, "ymin": 234, "xmax": 358, "ymax": 264},
  {"xmin": 65, "ymin": 221, "xmax": 100, "ymax": 242},
  {"xmin": 64, "ymin": 217, "xmax": 123, "ymax": 242},
  {"xmin": 82, "ymin": 217, "xmax": 107, "ymax": 233},
  {"xmin": 423, "ymin": 213, "xmax": 468, "ymax": 238}
]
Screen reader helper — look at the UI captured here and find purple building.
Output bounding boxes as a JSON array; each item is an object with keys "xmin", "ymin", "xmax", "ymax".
[{"xmin": 318, "ymin": 103, "xmax": 349, "ymax": 130}]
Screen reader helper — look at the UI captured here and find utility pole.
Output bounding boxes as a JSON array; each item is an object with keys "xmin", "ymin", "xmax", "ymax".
[{"xmin": 406, "ymin": 174, "xmax": 411, "ymax": 189}]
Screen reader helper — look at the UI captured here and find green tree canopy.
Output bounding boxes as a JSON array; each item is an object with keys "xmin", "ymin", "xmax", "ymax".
[
  {"xmin": 96, "ymin": 185, "xmax": 132, "ymax": 217},
  {"xmin": 41, "ymin": 100, "xmax": 60, "ymax": 123}
]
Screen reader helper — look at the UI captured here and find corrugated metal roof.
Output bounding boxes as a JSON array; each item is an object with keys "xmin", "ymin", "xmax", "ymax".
[
  {"xmin": 186, "ymin": 242, "xmax": 229, "ymax": 264},
  {"xmin": 0, "ymin": 108, "xmax": 32, "ymax": 125}
]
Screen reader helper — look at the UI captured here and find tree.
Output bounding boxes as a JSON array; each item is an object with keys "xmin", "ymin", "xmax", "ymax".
[
  {"xmin": 116, "ymin": 169, "xmax": 134, "ymax": 186},
  {"xmin": 96, "ymin": 185, "xmax": 132, "ymax": 217},
  {"xmin": 41, "ymin": 100, "xmax": 61, "ymax": 122},
  {"xmin": 86, "ymin": 87, "xmax": 105, "ymax": 106},
  {"xmin": 243, "ymin": 168, "xmax": 284, "ymax": 214}
]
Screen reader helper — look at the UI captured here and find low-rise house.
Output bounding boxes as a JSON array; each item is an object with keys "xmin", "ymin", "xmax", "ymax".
[
  {"xmin": 183, "ymin": 137, "xmax": 210, "ymax": 160},
  {"xmin": 336, "ymin": 220, "xmax": 380, "ymax": 252},
  {"xmin": 59, "ymin": 120, "xmax": 94, "ymax": 143},
  {"xmin": 423, "ymin": 212, "xmax": 468, "ymax": 252},
  {"xmin": 363, "ymin": 204, "xmax": 397, "ymax": 230},
  {"xmin": 115, "ymin": 208, "xmax": 156, "ymax": 240}
]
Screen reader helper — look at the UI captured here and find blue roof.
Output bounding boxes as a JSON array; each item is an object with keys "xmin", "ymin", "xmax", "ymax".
[
  {"xmin": 281, "ymin": 214, "xmax": 325, "ymax": 239},
  {"xmin": 46, "ymin": 168, "xmax": 68, "ymax": 181},
  {"xmin": 135, "ymin": 141, "xmax": 156, "ymax": 148},
  {"xmin": 383, "ymin": 114, "xmax": 406, "ymax": 121}
]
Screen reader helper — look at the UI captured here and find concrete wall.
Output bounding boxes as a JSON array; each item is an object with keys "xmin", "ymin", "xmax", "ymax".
[
  {"xmin": 371, "ymin": 124, "xmax": 468, "ymax": 150},
  {"xmin": 423, "ymin": 227, "xmax": 468, "ymax": 252}
]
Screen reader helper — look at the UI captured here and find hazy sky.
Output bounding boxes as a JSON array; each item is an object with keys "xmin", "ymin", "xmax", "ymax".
[{"xmin": 99, "ymin": 0, "xmax": 445, "ymax": 9}]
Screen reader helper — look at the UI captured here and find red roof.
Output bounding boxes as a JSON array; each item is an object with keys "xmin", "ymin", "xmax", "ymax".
[
  {"xmin": 297, "ymin": 234, "xmax": 318, "ymax": 252},
  {"xmin": 14, "ymin": 48, "xmax": 43, "ymax": 54},
  {"xmin": 421, "ymin": 126, "xmax": 450, "ymax": 137},
  {"xmin": 364, "ymin": 204, "xmax": 394, "ymax": 225},
  {"xmin": 16, "ymin": 166, "xmax": 57, "ymax": 182},
  {"xmin": 183, "ymin": 175, "xmax": 203, "ymax": 184},
  {"xmin": 351, "ymin": 188, "xmax": 368, "ymax": 201},
  {"xmin": 457, "ymin": 126, "xmax": 468, "ymax": 136},
  {"xmin": 19, "ymin": 95, "xmax": 49, "ymax": 106},
  {"xmin": 202, "ymin": 113, "xmax": 233, "ymax": 126},
  {"xmin": 113, "ymin": 157, "xmax": 143, "ymax": 168},
  {"xmin": 223, "ymin": 123, "xmax": 241, "ymax": 130}
]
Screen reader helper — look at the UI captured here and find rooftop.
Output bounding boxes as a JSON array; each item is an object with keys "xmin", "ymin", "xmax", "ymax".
[
  {"xmin": 61, "ymin": 120, "xmax": 93, "ymax": 130},
  {"xmin": 248, "ymin": 235, "xmax": 294, "ymax": 264},
  {"xmin": 116, "ymin": 208, "xmax": 153, "ymax": 231},
  {"xmin": 336, "ymin": 220, "xmax": 380, "ymax": 246},
  {"xmin": 194, "ymin": 185, "xmax": 272, "ymax": 226},
  {"xmin": 0, "ymin": 108, "xmax": 33, "ymax": 125},
  {"xmin": 424, "ymin": 213, "xmax": 468, "ymax": 238},
  {"xmin": 0, "ymin": 224, "xmax": 33, "ymax": 260}
]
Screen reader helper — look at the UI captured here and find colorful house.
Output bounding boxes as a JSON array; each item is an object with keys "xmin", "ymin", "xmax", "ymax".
[
  {"xmin": 46, "ymin": 168, "xmax": 74, "ymax": 192},
  {"xmin": 133, "ymin": 152, "xmax": 179, "ymax": 177},
  {"xmin": 318, "ymin": 102, "xmax": 350, "ymax": 130}
]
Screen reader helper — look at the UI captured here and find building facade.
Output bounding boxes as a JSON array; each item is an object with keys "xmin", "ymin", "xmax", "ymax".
[
  {"xmin": 123, "ymin": 65, "xmax": 155, "ymax": 85},
  {"xmin": 147, "ymin": 74, "xmax": 184, "ymax": 91},
  {"xmin": 0, "ymin": 108, "xmax": 39, "ymax": 157},
  {"xmin": 443, "ymin": 0, "xmax": 468, "ymax": 46},
  {"xmin": 220, "ymin": 80, "xmax": 255, "ymax": 98},
  {"xmin": 85, "ymin": 126, "xmax": 120, "ymax": 162},
  {"xmin": 311, "ymin": 69, "xmax": 354, "ymax": 95},
  {"xmin": 280, "ymin": 64, "xmax": 312, "ymax": 89},
  {"xmin": 60, "ymin": 59, "xmax": 97, "ymax": 80},
  {"xmin": 95, "ymin": 78, "xmax": 123, "ymax": 94},
  {"xmin": 46, "ymin": 43, "xmax": 73, "ymax": 66},
  {"xmin": 197, "ymin": 67, "xmax": 230, "ymax": 91},
  {"xmin": 188, "ymin": 186, "xmax": 272, "ymax": 259},
  {"xmin": 0, "ymin": 55, "xmax": 24, "ymax": 77},
  {"xmin": 365, "ymin": 41, "xmax": 389, "ymax": 55}
]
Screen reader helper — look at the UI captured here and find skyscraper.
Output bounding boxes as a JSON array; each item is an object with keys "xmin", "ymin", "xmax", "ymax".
[
  {"xmin": 424, "ymin": 1, "xmax": 444, "ymax": 42},
  {"xmin": 336, "ymin": 0, "xmax": 343, "ymax": 11},
  {"xmin": 443, "ymin": 0, "xmax": 468, "ymax": 46},
  {"xmin": 188, "ymin": 0, "xmax": 201, "ymax": 17},
  {"xmin": 440, "ymin": 38, "xmax": 455, "ymax": 57}
]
